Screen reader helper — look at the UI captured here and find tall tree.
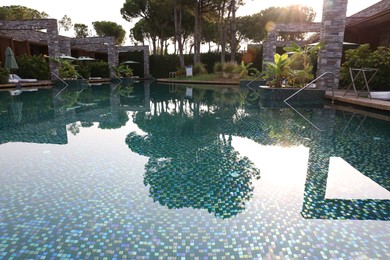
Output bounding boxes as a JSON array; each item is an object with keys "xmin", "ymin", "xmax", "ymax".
[
  {"xmin": 229, "ymin": 0, "xmax": 238, "ymax": 62},
  {"xmin": 192, "ymin": 0, "xmax": 217, "ymax": 64},
  {"xmin": 92, "ymin": 21, "xmax": 126, "ymax": 45},
  {"xmin": 58, "ymin": 15, "xmax": 72, "ymax": 32},
  {"xmin": 172, "ymin": 0, "xmax": 194, "ymax": 66},
  {"xmin": 74, "ymin": 23, "xmax": 90, "ymax": 38},
  {"xmin": 173, "ymin": 0, "xmax": 185, "ymax": 66},
  {"xmin": 121, "ymin": 0, "xmax": 174, "ymax": 55},
  {"xmin": 0, "ymin": 5, "xmax": 48, "ymax": 20}
]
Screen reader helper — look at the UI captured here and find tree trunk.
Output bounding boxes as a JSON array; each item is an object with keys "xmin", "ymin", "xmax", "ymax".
[
  {"xmin": 194, "ymin": 0, "xmax": 202, "ymax": 64},
  {"xmin": 174, "ymin": 0, "xmax": 185, "ymax": 67},
  {"xmin": 219, "ymin": 1, "xmax": 227, "ymax": 63},
  {"xmin": 152, "ymin": 37, "xmax": 157, "ymax": 55},
  {"xmin": 230, "ymin": 0, "xmax": 237, "ymax": 62}
]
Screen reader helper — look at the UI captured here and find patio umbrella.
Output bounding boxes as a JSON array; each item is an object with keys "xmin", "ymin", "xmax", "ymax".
[
  {"xmin": 59, "ymin": 54, "xmax": 77, "ymax": 60},
  {"xmin": 77, "ymin": 56, "xmax": 96, "ymax": 61},
  {"xmin": 308, "ymin": 41, "xmax": 359, "ymax": 46},
  {"xmin": 122, "ymin": 60, "xmax": 139, "ymax": 64},
  {"xmin": 5, "ymin": 47, "xmax": 19, "ymax": 71}
]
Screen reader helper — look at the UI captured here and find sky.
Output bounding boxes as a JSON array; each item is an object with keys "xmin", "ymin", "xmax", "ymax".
[{"xmin": 0, "ymin": 0, "xmax": 382, "ymax": 46}]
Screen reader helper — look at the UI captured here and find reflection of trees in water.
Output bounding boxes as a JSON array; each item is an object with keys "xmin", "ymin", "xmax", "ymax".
[
  {"xmin": 126, "ymin": 91, "xmax": 261, "ymax": 219},
  {"xmin": 98, "ymin": 110, "xmax": 129, "ymax": 129},
  {"xmin": 143, "ymin": 137, "xmax": 260, "ymax": 219}
]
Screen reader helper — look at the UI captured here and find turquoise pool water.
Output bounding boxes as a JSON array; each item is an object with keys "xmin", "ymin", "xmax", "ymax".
[{"xmin": 0, "ymin": 81, "xmax": 389, "ymax": 259}]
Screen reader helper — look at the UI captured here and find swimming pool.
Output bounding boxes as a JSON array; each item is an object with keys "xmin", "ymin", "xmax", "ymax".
[{"xmin": 0, "ymin": 81, "xmax": 389, "ymax": 258}]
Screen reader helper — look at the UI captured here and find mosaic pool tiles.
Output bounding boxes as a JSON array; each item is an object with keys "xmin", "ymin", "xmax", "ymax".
[{"xmin": 1, "ymin": 83, "xmax": 390, "ymax": 258}]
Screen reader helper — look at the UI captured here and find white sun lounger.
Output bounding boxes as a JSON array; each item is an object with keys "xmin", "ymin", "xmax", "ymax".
[{"xmin": 9, "ymin": 74, "xmax": 37, "ymax": 83}]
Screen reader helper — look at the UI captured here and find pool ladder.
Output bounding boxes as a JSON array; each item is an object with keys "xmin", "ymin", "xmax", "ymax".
[
  {"xmin": 283, "ymin": 72, "xmax": 336, "ymax": 132},
  {"xmin": 51, "ymin": 72, "xmax": 68, "ymax": 97},
  {"xmin": 284, "ymin": 71, "xmax": 336, "ymax": 103}
]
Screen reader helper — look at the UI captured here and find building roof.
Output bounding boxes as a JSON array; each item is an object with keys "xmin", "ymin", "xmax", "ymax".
[{"xmin": 0, "ymin": 29, "xmax": 70, "ymax": 45}]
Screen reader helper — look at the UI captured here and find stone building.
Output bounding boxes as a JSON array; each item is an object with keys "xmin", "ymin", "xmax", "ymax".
[
  {"xmin": 262, "ymin": 0, "xmax": 390, "ymax": 89},
  {"xmin": 0, "ymin": 20, "xmax": 150, "ymax": 79}
]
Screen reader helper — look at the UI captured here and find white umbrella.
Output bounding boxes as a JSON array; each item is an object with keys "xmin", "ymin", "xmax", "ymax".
[
  {"xmin": 77, "ymin": 56, "xmax": 96, "ymax": 61},
  {"xmin": 59, "ymin": 54, "xmax": 77, "ymax": 60},
  {"xmin": 308, "ymin": 42, "xmax": 359, "ymax": 46},
  {"xmin": 122, "ymin": 60, "xmax": 139, "ymax": 64}
]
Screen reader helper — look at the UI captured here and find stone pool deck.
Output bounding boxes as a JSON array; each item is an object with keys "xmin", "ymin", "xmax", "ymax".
[{"xmin": 325, "ymin": 90, "xmax": 390, "ymax": 111}]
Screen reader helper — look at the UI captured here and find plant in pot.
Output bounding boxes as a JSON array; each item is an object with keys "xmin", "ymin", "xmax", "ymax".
[
  {"xmin": 262, "ymin": 53, "xmax": 291, "ymax": 88},
  {"xmin": 284, "ymin": 42, "xmax": 322, "ymax": 88},
  {"xmin": 262, "ymin": 42, "xmax": 322, "ymax": 88}
]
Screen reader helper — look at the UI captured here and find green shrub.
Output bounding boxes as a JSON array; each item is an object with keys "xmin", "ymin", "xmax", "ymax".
[
  {"xmin": 340, "ymin": 44, "xmax": 390, "ymax": 91},
  {"xmin": 89, "ymin": 61, "xmax": 110, "ymax": 78},
  {"xmin": 213, "ymin": 62, "xmax": 223, "ymax": 74},
  {"xmin": 76, "ymin": 64, "xmax": 91, "ymax": 79},
  {"xmin": 115, "ymin": 64, "xmax": 133, "ymax": 78},
  {"xmin": 149, "ymin": 52, "xmax": 244, "ymax": 78},
  {"xmin": 16, "ymin": 54, "xmax": 50, "ymax": 80},
  {"xmin": 193, "ymin": 63, "xmax": 208, "ymax": 75},
  {"xmin": 175, "ymin": 67, "xmax": 186, "ymax": 77},
  {"xmin": 222, "ymin": 61, "xmax": 238, "ymax": 78},
  {"xmin": 59, "ymin": 60, "xmax": 78, "ymax": 79},
  {"xmin": 0, "ymin": 64, "xmax": 10, "ymax": 84}
]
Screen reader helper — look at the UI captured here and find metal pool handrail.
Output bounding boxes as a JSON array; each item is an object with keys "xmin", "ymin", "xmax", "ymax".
[
  {"xmin": 283, "ymin": 72, "xmax": 336, "ymax": 103},
  {"xmin": 283, "ymin": 72, "xmax": 336, "ymax": 132},
  {"xmin": 245, "ymin": 72, "xmax": 268, "ymax": 97},
  {"xmin": 51, "ymin": 72, "xmax": 69, "ymax": 97}
]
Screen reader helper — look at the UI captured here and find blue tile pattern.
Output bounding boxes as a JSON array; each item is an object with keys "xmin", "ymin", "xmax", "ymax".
[{"xmin": 0, "ymin": 82, "xmax": 389, "ymax": 258}]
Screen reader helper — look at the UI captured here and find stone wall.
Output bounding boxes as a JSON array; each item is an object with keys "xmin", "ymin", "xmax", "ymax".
[
  {"xmin": 262, "ymin": 23, "xmax": 321, "ymax": 67},
  {"xmin": 118, "ymin": 46, "xmax": 150, "ymax": 78},
  {"xmin": 262, "ymin": 0, "xmax": 349, "ymax": 90},
  {"xmin": 317, "ymin": 0, "xmax": 349, "ymax": 90},
  {"xmin": 71, "ymin": 37, "xmax": 118, "ymax": 78},
  {"xmin": 0, "ymin": 19, "xmax": 60, "ymax": 79}
]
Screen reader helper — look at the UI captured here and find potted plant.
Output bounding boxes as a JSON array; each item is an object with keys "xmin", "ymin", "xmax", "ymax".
[
  {"xmin": 258, "ymin": 42, "xmax": 324, "ymax": 105},
  {"xmin": 262, "ymin": 53, "xmax": 291, "ymax": 88}
]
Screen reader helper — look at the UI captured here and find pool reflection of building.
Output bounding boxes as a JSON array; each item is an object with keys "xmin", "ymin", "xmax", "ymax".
[{"xmin": 0, "ymin": 80, "xmax": 151, "ymax": 145}]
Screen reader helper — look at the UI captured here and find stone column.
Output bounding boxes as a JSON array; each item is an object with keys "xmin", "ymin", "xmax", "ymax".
[
  {"xmin": 262, "ymin": 31, "xmax": 277, "ymax": 70},
  {"xmin": 46, "ymin": 19, "xmax": 60, "ymax": 80},
  {"xmin": 59, "ymin": 38, "xmax": 71, "ymax": 56},
  {"xmin": 317, "ymin": 0, "xmax": 349, "ymax": 90},
  {"xmin": 143, "ymin": 47, "xmax": 150, "ymax": 78},
  {"xmin": 107, "ymin": 42, "xmax": 118, "ymax": 78}
]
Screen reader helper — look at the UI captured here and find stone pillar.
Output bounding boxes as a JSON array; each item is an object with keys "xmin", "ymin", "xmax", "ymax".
[
  {"xmin": 262, "ymin": 31, "xmax": 277, "ymax": 70},
  {"xmin": 107, "ymin": 42, "xmax": 118, "ymax": 78},
  {"xmin": 317, "ymin": 0, "xmax": 349, "ymax": 90},
  {"xmin": 59, "ymin": 38, "xmax": 71, "ymax": 56},
  {"xmin": 143, "ymin": 47, "xmax": 150, "ymax": 78},
  {"xmin": 46, "ymin": 19, "xmax": 60, "ymax": 80}
]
